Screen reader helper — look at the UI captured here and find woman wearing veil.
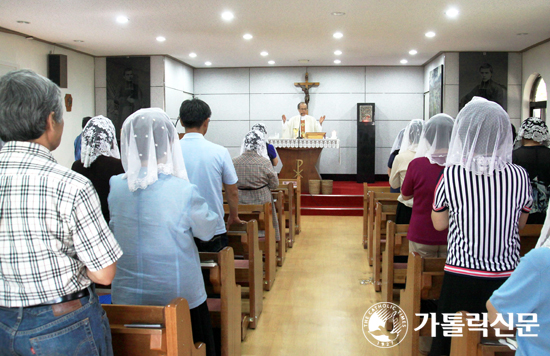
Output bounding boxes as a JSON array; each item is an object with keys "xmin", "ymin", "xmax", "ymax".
[
  {"xmin": 429, "ymin": 98, "xmax": 532, "ymax": 356},
  {"xmin": 401, "ymin": 114, "xmax": 454, "ymax": 258},
  {"xmin": 233, "ymin": 130, "xmax": 280, "ymax": 241},
  {"xmin": 513, "ymin": 117, "xmax": 550, "ymax": 224},
  {"xmin": 250, "ymin": 123, "xmax": 279, "ymax": 167},
  {"xmin": 387, "ymin": 128, "xmax": 405, "ymax": 193},
  {"xmin": 389, "ymin": 119, "xmax": 424, "ymax": 223},
  {"xmin": 108, "ymin": 108, "xmax": 218, "ymax": 356},
  {"xmin": 71, "ymin": 115, "xmax": 124, "ymax": 222}
]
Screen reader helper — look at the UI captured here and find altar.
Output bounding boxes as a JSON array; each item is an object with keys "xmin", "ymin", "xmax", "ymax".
[{"xmin": 270, "ymin": 138, "xmax": 340, "ymax": 193}]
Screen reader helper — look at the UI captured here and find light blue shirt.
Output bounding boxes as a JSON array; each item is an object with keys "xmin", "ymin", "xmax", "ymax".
[
  {"xmin": 109, "ymin": 173, "xmax": 218, "ymax": 308},
  {"xmin": 180, "ymin": 133, "xmax": 238, "ymax": 235},
  {"xmin": 490, "ymin": 248, "xmax": 550, "ymax": 356}
]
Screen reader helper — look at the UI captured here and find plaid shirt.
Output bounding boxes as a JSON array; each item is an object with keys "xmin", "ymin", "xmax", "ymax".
[
  {"xmin": 0, "ymin": 142, "xmax": 123, "ymax": 307},
  {"xmin": 233, "ymin": 151, "xmax": 280, "ymax": 240}
]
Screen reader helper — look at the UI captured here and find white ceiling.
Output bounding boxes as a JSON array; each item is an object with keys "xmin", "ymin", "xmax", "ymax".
[{"xmin": 1, "ymin": 0, "xmax": 549, "ymax": 68}]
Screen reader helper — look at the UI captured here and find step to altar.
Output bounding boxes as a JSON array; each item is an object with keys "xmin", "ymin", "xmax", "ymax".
[{"xmin": 301, "ymin": 194, "xmax": 363, "ymax": 216}]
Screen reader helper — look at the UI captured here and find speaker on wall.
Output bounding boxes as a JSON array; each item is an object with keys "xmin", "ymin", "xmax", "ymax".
[{"xmin": 48, "ymin": 54, "xmax": 67, "ymax": 88}]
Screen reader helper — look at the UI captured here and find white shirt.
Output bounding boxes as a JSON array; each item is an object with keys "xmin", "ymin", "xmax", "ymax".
[{"xmin": 281, "ymin": 115, "xmax": 323, "ymax": 139}]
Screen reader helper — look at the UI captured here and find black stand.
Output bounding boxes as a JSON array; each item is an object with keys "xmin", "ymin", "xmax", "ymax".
[{"xmin": 357, "ymin": 103, "xmax": 376, "ymax": 183}]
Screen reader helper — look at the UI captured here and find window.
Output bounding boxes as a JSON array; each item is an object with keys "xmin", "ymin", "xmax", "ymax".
[{"xmin": 530, "ymin": 75, "xmax": 547, "ymax": 121}]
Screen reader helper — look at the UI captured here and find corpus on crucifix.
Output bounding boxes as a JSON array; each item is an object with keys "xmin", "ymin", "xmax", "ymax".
[{"xmin": 281, "ymin": 73, "xmax": 326, "ymax": 139}]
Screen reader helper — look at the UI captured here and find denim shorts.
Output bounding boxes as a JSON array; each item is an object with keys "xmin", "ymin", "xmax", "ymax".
[{"xmin": 0, "ymin": 286, "xmax": 113, "ymax": 356}]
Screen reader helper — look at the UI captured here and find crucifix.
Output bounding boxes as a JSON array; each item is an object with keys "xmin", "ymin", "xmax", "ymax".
[{"xmin": 294, "ymin": 72, "xmax": 319, "ymax": 106}]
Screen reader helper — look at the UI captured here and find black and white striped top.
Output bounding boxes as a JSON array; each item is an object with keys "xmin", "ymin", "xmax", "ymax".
[{"xmin": 433, "ymin": 163, "xmax": 532, "ymax": 278}]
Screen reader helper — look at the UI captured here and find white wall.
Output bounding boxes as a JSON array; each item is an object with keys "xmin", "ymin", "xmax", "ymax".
[
  {"xmin": 0, "ymin": 32, "xmax": 95, "ymax": 169},
  {"xmin": 164, "ymin": 57, "xmax": 194, "ymax": 127},
  {"xmin": 194, "ymin": 66, "xmax": 424, "ymax": 175},
  {"xmin": 522, "ymin": 41, "xmax": 550, "ymax": 121}
]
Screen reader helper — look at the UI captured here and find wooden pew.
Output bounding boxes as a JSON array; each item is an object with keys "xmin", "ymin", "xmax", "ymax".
[
  {"xmin": 449, "ymin": 311, "xmax": 516, "ymax": 356},
  {"xmin": 272, "ymin": 190, "xmax": 286, "ymax": 266},
  {"xmin": 519, "ymin": 224, "xmax": 542, "ymax": 256},
  {"xmin": 362, "ymin": 183, "xmax": 391, "ymax": 248},
  {"xmin": 103, "ymin": 297, "xmax": 206, "ymax": 356},
  {"xmin": 273, "ymin": 181, "xmax": 296, "ymax": 248},
  {"xmin": 367, "ymin": 192, "xmax": 400, "ymax": 265},
  {"xmin": 399, "ymin": 252, "xmax": 446, "ymax": 356},
  {"xmin": 372, "ymin": 200, "xmax": 398, "ymax": 291},
  {"xmin": 226, "ymin": 220, "xmax": 263, "ymax": 331},
  {"xmin": 200, "ymin": 247, "xmax": 242, "ymax": 356},
  {"xmin": 381, "ymin": 221, "xmax": 409, "ymax": 304},
  {"xmin": 279, "ymin": 178, "xmax": 301, "ymax": 235},
  {"xmin": 225, "ymin": 203, "xmax": 276, "ymax": 291}
]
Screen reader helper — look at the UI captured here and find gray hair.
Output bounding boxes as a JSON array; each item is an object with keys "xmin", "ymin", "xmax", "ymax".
[
  {"xmin": 0, "ymin": 69, "xmax": 63, "ymax": 142},
  {"xmin": 297, "ymin": 102, "xmax": 307, "ymax": 110}
]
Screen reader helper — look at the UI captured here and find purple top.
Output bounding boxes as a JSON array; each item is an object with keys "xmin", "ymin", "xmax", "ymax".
[{"xmin": 401, "ymin": 157, "xmax": 448, "ymax": 245}]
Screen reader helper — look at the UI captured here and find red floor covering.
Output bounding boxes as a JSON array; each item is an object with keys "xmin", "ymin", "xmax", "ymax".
[{"xmin": 328, "ymin": 181, "xmax": 389, "ymax": 195}]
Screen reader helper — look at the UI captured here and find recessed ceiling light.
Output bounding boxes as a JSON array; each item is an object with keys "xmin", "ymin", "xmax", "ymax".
[
  {"xmin": 260, "ymin": 51, "xmax": 268, "ymax": 56},
  {"xmin": 334, "ymin": 60, "xmax": 341, "ymax": 64},
  {"xmin": 334, "ymin": 50, "xmax": 342, "ymax": 55},
  {"xmin": 268, "ymin": 60, "xmax": 275, "ymax": 65},
  {"xmin": 189, "ymin": 52, "xmax": 197, "ymax": 58},
  {"xmin": 333, "ymin": 32, "xmax": 343, "ymax": 39},
  {"xmin": 409, "ymin": 49, "xmax": 417, "ymax": 55},
  {"xmin": 116, "ymin": 16, "xmax": 129, "ymax": 24},
  {"xmin": 400, "ymin": 59, "xmax": 408, "ymax": 64},
  {"xmin": 156, "ymin": 36, "xmax": 166, "ymax": 42},
  {"xmin": 17, "ymin": 20, "xmax": 30, "ymax": 24},
  {"xmin": 74, "ymin": 40, "xmax": 84, "ymax": 43},
  {"xmin": 26, "ymin": 36, "xmax": 34, "ymax": 40},
  {"xmin": 445, "ymin": 8, "xmax": 459, "ymax": 18},
  {"xmin": 517, "ymin": 33, "xmax": 529, "ymax": 36},
  {"xmin": 331, "ymin": 12, "xmax": 346, "ymax": 16},
  {"xmin": 425, "ymin": 31, "xmax": 436, "ymax": 38},
  {"xmin": 205, "ymin": 61, "xmax": 212, "ymax": 66},
  {"xmin": 243, "ymin": 34, "xmax": 253, "ymax": 40},
  {"xmin": 221, "ymin": 11, "xmax": 234, "ymax": 21}
]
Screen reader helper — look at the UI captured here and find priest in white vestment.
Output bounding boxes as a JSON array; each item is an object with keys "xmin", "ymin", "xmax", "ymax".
[{"xmin": 281, "ymin": 102, "xmax": 326, "ymax": 139}]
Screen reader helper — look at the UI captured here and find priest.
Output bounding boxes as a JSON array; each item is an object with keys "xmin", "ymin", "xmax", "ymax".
[{"xmin": 281, "ymin": 102, "xmax": 326, "ymax": 139}]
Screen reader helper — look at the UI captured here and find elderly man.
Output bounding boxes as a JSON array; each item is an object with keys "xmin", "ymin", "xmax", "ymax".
[
  {"xmin": 281, "ymin": 102, "xmax": 326, "ymax": 139},
  {"xmin": 0, "ymin": 70, "xmax": 122, "ymax": 355}
]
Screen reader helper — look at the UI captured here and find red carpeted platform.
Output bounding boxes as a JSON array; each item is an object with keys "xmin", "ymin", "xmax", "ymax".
[{"xmin": 301, "ymin": 181, "xmax": 390, "ymax": 216}]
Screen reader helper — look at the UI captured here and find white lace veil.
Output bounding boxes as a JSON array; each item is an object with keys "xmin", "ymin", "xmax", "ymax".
[
  {"xmin": 240, "ymin": 130, "xmax": 269, "ymax": 159},
  {"xmin": 400, "ymin": 119, "xmax": 424, "ymax": 152},
  {"xmin": 120, "ymin": 108, "xmax": 188, "ymax": 191},
  {"xmin": 391, "ymin": 129, "xmax": 405, "ymax": 153},
  {"xmin": 446, "ymin": 97, "xmax": 512, "ymax": 176},
  {"xmin": 80, "ymin": 115, "xmax": 120, "ymax": 168},
  {"xmin": 514, "ymin": 116, "xmax": 550, "ymax": 149},
  {"xmin": 414, "ymin": 114, "xmax": 454, "ymax": 166}
]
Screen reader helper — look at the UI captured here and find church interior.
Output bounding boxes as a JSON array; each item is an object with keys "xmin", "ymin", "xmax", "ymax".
[{"xmin": 1, "ymin": 0, "xmax": 550, "ymax": 355}]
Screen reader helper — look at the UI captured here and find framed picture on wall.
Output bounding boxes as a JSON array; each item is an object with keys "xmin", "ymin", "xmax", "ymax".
[
  {"xmin": 429, "ymin": 65, "xmax": 444, "ymax": 118},
  {"xmin": 357, "ymin": 103, "xmax": 375, "ymax": 123}
]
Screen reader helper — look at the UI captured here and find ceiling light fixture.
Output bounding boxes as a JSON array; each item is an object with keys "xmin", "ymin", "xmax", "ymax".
[
  {"xmin": 26, "ymin": 36, "xmax": 34, "ymax": 40},
  {"xmin": 333, "ymin": 32, "xmax": 343, "ymax": 39},
  {"xmin": 331, "ymin": 12, "xmax": 346, "ymax": 16},
  {"xmin": 205, "ymin": 61, "xmax": 212, "ymax": 66},
  {"xmin": 268, "ymin": 60, "xmax": 275, "ymax": 65},
  {"xmin": 17, "ymin": 20, "xmax": 30, "ymax": 24},
  {"xmin": 400, "ymin": 59, "xmax": 408, "ymax": 64},
  {"xmin": 261, "ymin": 51, "xmax": 268, "ymax": 56},
  {"xmin": 425, "ymin": 31, "xmax": 436, "ymax": 38},
  {"xmin": 334, "ymin": 50, "xmax": 342, "ymax": 55},
  {"xmin": 409, "ymin": 49, "xmax": 417, "ymax": 55},
  {"xmin": 334, "ymin": 60, "xmax": 341, "ymax": 64},
  {"xmin": 221, "ymin": 11, "xmax": 234, "ymax": 21},
  {"xmin": 445, "ymin": 8, "xmax": 459, "ymax": 18},
  {"xmin": 189, "ymin": 52, "xmax": 197, "ymax": 58},
  {"xmin": 243, "ymin": 34, "xmax": 253, "ymax": 40},
  {"xmin": 116, "ymin": 16, "xmax": 129, "ymax": 24},
  {"xmin": 156, "ymin": 36, "xmax": 166, "ymax": 42}
]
